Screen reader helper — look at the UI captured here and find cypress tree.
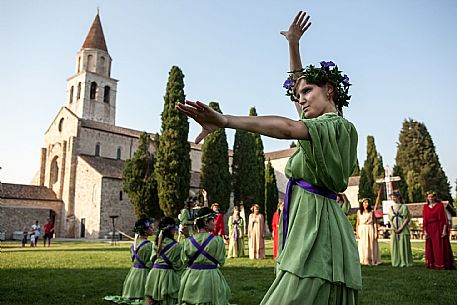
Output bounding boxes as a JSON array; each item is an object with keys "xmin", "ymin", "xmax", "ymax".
[
  {"xmin": 123, "ymin": 132, "xmax": 161, "ymax": 218},
  {"xmin": 249, "ymin": 107, "xmax": 265, "ymax": 206},
  {"xmin": 200, "ymin": 102, "xmax": 231, "ymax": 213},
  {"xmin": 155, "ymin": 66, "xmax": 191, "ymax": 216},
  {"xmin": 232, "ymin": 127, "xmax": 258, "ymax": 209},
  {"xmin": 264, "ymin": 159, "xmax": 279, "ymax": 228},
  {"xmin": 392, "ymin": 164, "xmax": 409, "ymax": 202},
  {"xmin": 358, "ymin": 167, "xmax": 372, "ymax": 201},
  {"xmin": 352, "ymin": 159, "xmax": 360, "ymax": 176},
  {"xmin": 395, "ymin": 119, "xmax": 452, "ymax": 202},
  {"xmin": 359, "ymin": 136, "xmax": 385, "ymax": 202}
]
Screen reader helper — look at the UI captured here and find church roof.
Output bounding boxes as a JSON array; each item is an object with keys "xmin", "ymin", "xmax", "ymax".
[
  {"xmin": 80, "ymin": 119, "xmax": 154, "ymax": 139},
  {"xmin": 79, "ymin": 155, "xmax": 125, "ymax": 179},
  {"xmin": 264, "ymin": 147, "xmax": 296, "ymax": 160},
  {"xmin": 0, "ymin": 183, "xmax": 60, "ymax": 201},
  {"xmin": 82, "ymin": 13, "xmax": 108, "ymax": 52}
]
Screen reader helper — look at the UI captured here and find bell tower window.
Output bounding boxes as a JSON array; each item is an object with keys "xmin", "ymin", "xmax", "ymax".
[
  {"xmin": 95, "ymin": 143, "xmax": 100, "ymax": 157},
  {"xmin": 90, "ymin": 82, "xmax": 97, "ymax": 100},
  {"xmin": 104, "ymin": 86, "xmax": 110, "ymax": 103},
  {"xmin": 77, "ymin": 82, "xmax": 81, "ymax": 100},
  {"xmin": 69, "ymin": 86, "xmax": 74, "ymax": 104}
]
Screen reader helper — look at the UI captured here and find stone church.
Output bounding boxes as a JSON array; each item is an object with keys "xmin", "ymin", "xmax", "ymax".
[{"xmin": 0, "ymin": 14, "xmax": 205, "ymax": 240}]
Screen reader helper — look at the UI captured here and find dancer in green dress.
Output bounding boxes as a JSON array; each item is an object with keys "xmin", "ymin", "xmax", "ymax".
[
  {"xmin": 176, "ymin": 10, "xmax": 361, "ymax": 305},
  {"xmin": 388, "ymin": 192, "xmax": 413, "ymax": 267},
  {"xmin": 178, "ymin": 207, "xmax": 231, "ymax": 305},
  {"xmin": 145, "ymin": 217, "xmax": 183, "ymax": 305},
  {"xmin": 104, "ymin": 218, "xmax": 155, "ymax": 304}
]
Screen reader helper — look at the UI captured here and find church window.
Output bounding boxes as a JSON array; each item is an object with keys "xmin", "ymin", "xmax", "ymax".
[
  {"xmin": 100, "ymin": 56, "xmax": 105, "ymax": 74},
  {"xmin": 58, "ymin": 118, "xmax": 64, "ymax": 132},
  {"xmin": 69, "ymin": 86, "xmax": 74, "ymax": 103},
  {"xmin": 77, "ymin": 57, "xmax": 81, "ymax": 73},
  {"xmin": 87, "ymin": 54, "xmax": 94, "ymax": 72},
  {"xmin": 116, "ymin": 147, "xmax": 121, "ymax": 160},
  {"xmin": 119, "ymin": 191, "xmax": 123, "ymax": 201},
  {"xmin": 77, "ymin": 82, "xmax": 81, "ymax": 100},
  {"xmin": 104, "ymin": 86, "xmax": 110, "ymax": 103},
  {"xmin": 90, "ymin": 82, "xmax": 97, "ymax": 100},
  {"xmin": 50, "ymin": 156, "xmax": 59, "ymax": 185},
  {"xmin": 95, "ymin": 143, "xmax": 101, "ymax": 157}
]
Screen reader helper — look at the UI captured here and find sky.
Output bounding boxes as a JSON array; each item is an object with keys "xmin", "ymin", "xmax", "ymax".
[{"xmin": 1, "ymin": 0, "xmax": 456, "ymax": 196}]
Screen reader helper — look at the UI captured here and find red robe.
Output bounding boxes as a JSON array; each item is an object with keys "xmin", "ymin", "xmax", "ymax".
[
  {"xmin": 423, "ymin": 202, "xmax": 455, "ymax": 270},
  {"xmin": 271, "ymin": 211, "xmax": 280, "ymax": 260},
  {"xmin": 212, "ymin": 213, "xmax": 224, "ymax": 236}
]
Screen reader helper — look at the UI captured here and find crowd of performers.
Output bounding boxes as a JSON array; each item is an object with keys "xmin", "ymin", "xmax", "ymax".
[{"xmin": 104, "ymin": 10, "xmax": 454, "ymax": 305}]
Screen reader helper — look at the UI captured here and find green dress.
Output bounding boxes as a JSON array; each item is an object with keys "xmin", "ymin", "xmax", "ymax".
[
  {"xmin": 104, "ymin": 239, "xmax": 155, "ymax": 304},
  {"xmin": 227, "ymin": 216, "xmax": 245, "ymax": 258},
  {"xmin": 179, "ymin": 232, "xmax": 231, "ymax": 305},
  {"xmin": 145, "ymin": 238, "xmax": 183, "ymax": 305},
  {"xmin": 260, "ymin": 113, "xmax": 361, "ymax": 305},
  {"xmin": 388, "ymin": 203, "xmax": 413, "ymax": 267}
]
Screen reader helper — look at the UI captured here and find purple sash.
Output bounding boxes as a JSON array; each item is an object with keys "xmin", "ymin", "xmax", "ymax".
[
  {"xmin": 391, "ymin": 206, "xmax": 402, "ymax": 240},
  {"xmin": 157, "ymin": 240, "xmax": 177, "ymax": 269},
  {"xmin": 188, "ymin": 235, "xmax": 219, "ymax": 267},
  {"xmin": 189, "ymin": 264, "xmax": 217, "ymax": 270},
  {"xmin": 282, "ymin": 178, "xmax": 337, "ymax": 250},
  {"xmin": 131, "ymin": 240, "xmax": 151, "ymax": 269},
  {"xmin": 233, "ymin": 218, "xmax": 240, "ymax": 241},
  {"xmin": 153, "ymin": 264, "xmax": 173, "ymax": 270}
]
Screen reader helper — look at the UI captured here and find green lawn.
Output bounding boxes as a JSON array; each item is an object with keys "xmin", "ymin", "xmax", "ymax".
[{"xmin": 1, "ymin": 239, "xmax": 456, "ymax": 305}]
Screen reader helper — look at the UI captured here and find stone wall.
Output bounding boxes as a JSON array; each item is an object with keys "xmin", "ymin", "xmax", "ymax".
[
  {"xmin": 0, "ymin": 207, "xmax": 55, "ymax": 240},
  {"xmin": 74, "ymin": 156, "xmax": 102, "ymax": 239},
  {"xmin": 99, "ymin": 177, "xmax": 136, "ymax": 239}
]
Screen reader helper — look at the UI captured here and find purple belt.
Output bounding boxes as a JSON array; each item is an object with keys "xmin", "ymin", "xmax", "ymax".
[
  {"xmin": 133, "ymin": 263, "xmax": 148, "ymax": 269},
  {"xmin": 282, "ymin": 178, "xmax": 337, "ymax": 250},
  {"xmin": 189, "ymin": 264, "xmax": 217, "ymax": 270},
  {"xmin": 153, "ymin": 264, "xmax": 173, "ymax": 270}
]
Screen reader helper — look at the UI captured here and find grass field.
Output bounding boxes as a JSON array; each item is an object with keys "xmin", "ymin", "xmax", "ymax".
[{"xmin": 1, "ymin": 239, "xmax": 456, "ymax": 305}]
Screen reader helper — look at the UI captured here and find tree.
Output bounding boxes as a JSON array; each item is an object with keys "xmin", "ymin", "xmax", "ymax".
[
  {"xmin": 249, "ymin": 107, "xmax": 265, "ymax": 206},
  {"xmin": 351, "ymin": 159, "xmax": 360, "ymax": 176},
  {"xmin": 358, "ymin": 136, "xmax": 384, "ymax": 202},
  {"xmin": 199, "ymin": 102, "xmax": 231, "ymax": 213},
  {"xmin": 358, "ymin": 167, "xmax": 372, "ymax": 201},
  {"xmin": 123, "ymin": 132, "xmax": 161, "ymax": 218},
  {"xmin": 395, "ymin": 119, "xmax": 452, "ymax": 202},
  {"xmin": 155, "ymin": 66, "xmax": 191, "ymax": 216},
  {"xmin": 392, "ymin": 164, "xmax": 409, "ymax": 202},
  {"xmin": 264, "ymin": 160, "xmax": 279, "ymax": 229},
  {"xmin": 232, "ymin": 126, "xmax": 257, "ymax": 209}
]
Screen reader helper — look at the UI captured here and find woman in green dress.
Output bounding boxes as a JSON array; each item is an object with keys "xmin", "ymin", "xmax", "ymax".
[
  {"xmin": 176, "ymin": 11, "xmax": 361, "ymax": 305},
  {"xmin": 144, "ymin": 217, "xmax": 183, "ymax": 305},
  {"xmin": 178, "ymin": 207, "xmax": 231, "ymax": 305},
  {"xmin": 104, "ymin": 218, "xmax": 155, "ymax": 304},
  {"xmin": 388, "ymin": 191, "xmax": 413, "ymax": 267},
  {"xmin": 227, "ymin": 206, "xmax": 245, "ymax": 258}
]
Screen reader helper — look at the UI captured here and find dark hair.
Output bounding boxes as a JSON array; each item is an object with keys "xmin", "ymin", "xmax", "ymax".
[
  {"xmin": 194, "ymin": 207, "xmax": 215, "ymax": 230},
  {"xmin": 359, "ymin": 198, "xmax": 372, "ymax": 214},
  {"xmin": 155, "ymin": 217, "xmax": 177, "ymax": 246},
  {"xmin": 133, "ymin": 218, "xmax": 152, "ymax": 235}
]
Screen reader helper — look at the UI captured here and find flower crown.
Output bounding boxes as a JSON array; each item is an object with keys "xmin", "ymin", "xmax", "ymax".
[{"xmin": 283, "ymin": 61, "xmax": 351, "ymax": 108}]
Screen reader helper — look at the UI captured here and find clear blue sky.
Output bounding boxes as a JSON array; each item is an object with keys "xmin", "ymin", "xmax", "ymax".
[{"xmin": 1, "ymin": 0, "xmax": 456, "ymax": 196}]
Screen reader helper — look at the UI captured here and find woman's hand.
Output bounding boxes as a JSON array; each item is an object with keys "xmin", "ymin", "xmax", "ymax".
[
  {"xmin": 176, "ymin": 100, "xmax": 227, "ymax": 144},
  {"xmin": 280, "ymin": 11, "xmax": 311, "ymax": 44},
  {"xmin": 424, "ymin": 231, "xmax": 429, "ymax": 239}
]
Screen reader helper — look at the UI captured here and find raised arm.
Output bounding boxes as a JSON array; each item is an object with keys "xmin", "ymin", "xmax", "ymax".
[
  {"xmin": 280, "ymin": 11, "xmax": 311, "ymax": 115},
  {"xmin": 176, "ymin": 100, "xmax": 309, "ymax": 144}
]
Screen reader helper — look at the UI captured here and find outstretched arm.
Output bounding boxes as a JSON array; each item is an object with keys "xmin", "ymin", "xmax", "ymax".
[
  {"xmin": 176, "ymin": 100, "xmax": 309, "ymax": 144},
  {"xmin": 280, "ymin": 11, "xmax": 311, "ymax": 115}
]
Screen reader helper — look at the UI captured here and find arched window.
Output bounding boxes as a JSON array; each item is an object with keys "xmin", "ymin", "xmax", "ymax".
[
  {"xmin": 58, "ymin": 118, "xmax": 64, "ymax": 132},
  {"xmin": 104, "ymin": 86, "xmax": 110, "ymax": 103},
  {"xmin": 95, "ymin": 143, "xmax": 100, "ymax": 157},
  {"xmin": 77, "ymin": 56, "xmax": 81, "ymax": 73},
  {"xmin": 87, "ymin": 54, "xmax": 94, "ymax": 72},
  {"xmin": 100, "ymin": 56, "xmax": 105, "ymax": 74},
  {"xmin": 119, "ymin": 191, "xmax": 123, "ymax": 201},
  {"xmin": 116, "ymin": 147, "xmax": 121, "ymax": 160},
  {"xmin": 90, "ymin": 82, "xmax": 97, "ymax": 100},
  {"xmin": 50, "ymin": 156, "xmax": 59, "ymax": 185},
  {"xmin": 77, "ymin": 82, "xmax": 81, "ymax": 100},
  {"xmin": 69, "ymin": 86, "xmax": 74, "ymax": 103}
]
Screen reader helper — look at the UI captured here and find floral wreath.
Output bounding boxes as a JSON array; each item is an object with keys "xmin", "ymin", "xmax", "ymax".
[{"xmin": 283, "ymin": 61, "xmax": 351, "ymax": 108}]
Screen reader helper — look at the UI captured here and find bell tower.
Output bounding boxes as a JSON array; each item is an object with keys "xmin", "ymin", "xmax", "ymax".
[{"xmin": 66, "ymin": 13, "xmax": 118, "ymax": 125}]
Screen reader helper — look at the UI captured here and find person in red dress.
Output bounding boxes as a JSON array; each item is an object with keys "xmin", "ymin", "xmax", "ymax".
[
  {"xmin": 423, "ymin": 192, "xmax": 455, "ymax": 270},
  {"xmin": 211, "ymin": 203, "xmax": 225, "ymax": 236},
  {"xmin": 271, "ymin": 202, "xmax": 284, "ymax": 260}
]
